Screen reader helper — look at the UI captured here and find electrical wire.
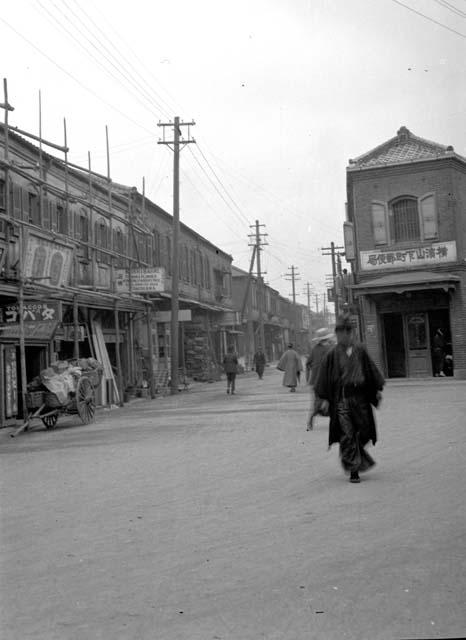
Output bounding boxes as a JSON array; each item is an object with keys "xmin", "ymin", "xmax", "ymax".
[
  {"xmin": 194, "ymin": 143, "xmax": 251, "ymax": 227},
  {"xmin": 0, "ymin": 16, "xmax": 154, "ymax": 134},
  {"xmin": 430, "ymin": 0, "xmax": 466, "ymax": 18},
  {"xmin": 61, "ymin": 0, "xmax": 176, "ymax": 118},
  {"xmin": 391, "ymin": 0, "xmax": 466, "ymax": 39}
]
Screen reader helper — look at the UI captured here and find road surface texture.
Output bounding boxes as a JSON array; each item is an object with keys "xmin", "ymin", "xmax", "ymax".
[{"xmin": 1, "ymin": 367, "xmax": 465, "ymax": 640}]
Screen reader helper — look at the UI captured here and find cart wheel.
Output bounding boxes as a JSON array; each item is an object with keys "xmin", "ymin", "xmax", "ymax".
[
  {"xmin": 41, "ymin": 413, "xmax": 58, "ymax": 429},
  {"xmin": 76, "ymin": 376, "xmax": 95, "ymax": 424}
]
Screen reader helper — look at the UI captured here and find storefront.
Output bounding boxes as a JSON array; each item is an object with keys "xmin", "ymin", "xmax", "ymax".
[
  {"xmin": 352, "ymin": 271, "xmax": 460, "ymax": 378},
  {"xmin": 0, "ymin": 299, "xmax": 60, "ymax": 426}
]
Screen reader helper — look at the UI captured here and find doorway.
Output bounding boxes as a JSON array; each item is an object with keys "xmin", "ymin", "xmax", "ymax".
[
  {"xmin": 428, "ymin": 309, "xmax": 452, "ymax": 376},
  {"xmin": 383, "ymin": 313, "xmax": 406, "ymax": 377}
]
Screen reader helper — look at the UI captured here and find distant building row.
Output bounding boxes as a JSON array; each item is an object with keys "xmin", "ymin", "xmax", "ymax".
[{"xmin": 0, "ymin": 124, "xmax": 311, "ymax": 427}]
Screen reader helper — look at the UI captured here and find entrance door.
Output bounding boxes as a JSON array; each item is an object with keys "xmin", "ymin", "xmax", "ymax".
[
  {"xmin": 383, "ymin": 313, "xmax": 406, "ymax": 377},
  {"xmin": 407, "ymin": 313, "xmax": 431, "ymax": 377}
]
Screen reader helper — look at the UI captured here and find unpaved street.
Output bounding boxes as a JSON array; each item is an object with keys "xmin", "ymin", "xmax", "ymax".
[{"xmin": 1, "ymin": 369, "xmax": 465, "ymax": 640}]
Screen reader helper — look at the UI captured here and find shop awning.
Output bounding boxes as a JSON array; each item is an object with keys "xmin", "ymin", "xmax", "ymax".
[
  {"xmin": 156, "ymin": 292, "xmax": 232, "ymax": 313},
  {"xmin": 351, "ymin": 271, "xmax": 460, "ymax": 296}
]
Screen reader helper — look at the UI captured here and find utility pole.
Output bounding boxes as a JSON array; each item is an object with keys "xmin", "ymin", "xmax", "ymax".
[
  {"xmin": 303, "ymin": 281, "xmax": 313, "ymax": 338},
  {"xmin": 285, "ymin": 265, "xmax": 300, "ymax": 344},
  {"xmin": 158, "ymin": 117, "xmax": 195, "ymax": 394},
  {"xmin": 321, "ymin": 242, "xmax": 344, "ymax": 317},
  {"xmin": 248, "ymin": 220, "xmax": 268, "ymax": 353}
]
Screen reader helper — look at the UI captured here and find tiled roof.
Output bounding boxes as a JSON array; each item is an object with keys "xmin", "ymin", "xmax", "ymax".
[{"xmin": 348, "ymin": 127, "xmax": 463, "ymax": 169}]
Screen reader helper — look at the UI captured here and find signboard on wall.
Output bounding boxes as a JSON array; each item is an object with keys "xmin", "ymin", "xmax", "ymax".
[
  {"xmin": 0, "ymin": 301, "xmax": 61, "ymax": 341},
  {"xmin": 360, "ymin": 241, "xmax": 457, "ymax": 271},
  {"xmin": 343, "ymin": 221, "xmax": 355, "ymax": 261},
  {"xmin": 115, "ymin": 267, "xmax": 166, "ymax": 293},
  {"xmin": 23, "ymin": 233, "xmax": 74, "ymax": 287}
]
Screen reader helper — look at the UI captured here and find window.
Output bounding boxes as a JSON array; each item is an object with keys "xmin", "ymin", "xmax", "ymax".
[
  {"xmin": 95, "ymin": 218, "xmax": 109, "ymax": 264},
  {"xmin": 28, "ymin": 192, "xmax": 40, "ymax": 226},
  {"xmin": 56, "ymin": 204, "xmax": 67, "ymax": 235},
  {"xmin": 390, "ymin": 197, "xmax": 420, "ymax": 242},
  {"xmin": 371, "ymin": 194, "xmax": 438, "ymax": 246},
  {"xmin": 165, "ymin": 236, "xmax": 172, "ymax": 275},
  {"xmin": 153, "ymin": 230, "xmax": 161, "ymax": 265},
  {"xmin": 76, "ymin": 210, "xmax": 89, "ymax": 259},
  {"xmin": 114, "ymin": 228, "xmax": 125, "ymax": 267}
]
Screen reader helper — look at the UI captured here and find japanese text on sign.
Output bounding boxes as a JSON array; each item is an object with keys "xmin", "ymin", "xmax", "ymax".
[
  {"xmin": 115, "ymin": 267, "xmax": 166, "ymax": 293},
  {"xmin": 360, "ymin": 241, "xmax": 457, "ymax": 271},
  {"xmin": 0, "ymin": 302, "xmax": 60, "ymax": 324}
]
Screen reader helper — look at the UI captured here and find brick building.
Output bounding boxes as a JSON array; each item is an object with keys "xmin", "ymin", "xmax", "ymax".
[{"xmin": 345, "ymin": 126, "xmax": 466, "ymax": 379}]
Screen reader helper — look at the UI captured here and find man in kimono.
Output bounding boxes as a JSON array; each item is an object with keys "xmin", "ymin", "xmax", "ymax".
[
  {"xmin": 315, "ymin": 315, "xmax": 384, "ymax": 483},
  {"xmin": 277, "ymin": 343, "xmax": 303, "ymax": 392}
]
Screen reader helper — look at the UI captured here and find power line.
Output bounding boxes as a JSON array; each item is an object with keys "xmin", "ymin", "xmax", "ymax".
[
  {"xmin": 431, "ymin": 0, "xmax": 466, "ymax": 18},
  {"xmin": 34, "ymin": 0, "xmax": 168, "ymax": 120},
  {"xmin": 0, "ymin": 16, "xmax": 154, "ymax": 134},
  {"xmin": 64, "ymin": 0, "xmax": 177, "ymax": 117},
  {"xmin": 195, "ymin": 143, "xmax": 250, "ymax": 226},
  {"xmin": 391, "ymin": 0, "xmax": 466, "ymax": 39}
]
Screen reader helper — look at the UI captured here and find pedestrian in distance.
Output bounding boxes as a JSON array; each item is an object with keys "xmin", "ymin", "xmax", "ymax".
[
  {"xmin": 432, "ymin": 328, "xmax": 446, "ymax": 377},
  {"xmin": 253, "ymin": 347, "xmax": 266, "ymax": 380},
  {"xmin": 305, "ymin": 327, "xmax": 333, "ymax": 431},
  {"xmin": 223, "ymin": 345, "xmax": 238, "ymax": 395},
  {"xmin": 277, "ymin": 343, "xmax": 303, "ymax": 392},
  {"xmin": 315, "ymin": 314, "xmax": 384, "ymax": 484}
]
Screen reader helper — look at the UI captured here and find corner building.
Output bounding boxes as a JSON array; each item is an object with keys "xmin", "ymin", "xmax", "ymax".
[{"xmin": 346, "ymin": 126, "xmax": 466, "ymax": 379}]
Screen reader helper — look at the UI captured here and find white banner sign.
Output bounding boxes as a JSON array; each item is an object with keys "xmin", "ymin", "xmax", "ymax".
[
  {"xmin": 115, "ymin": 267, "xmax": 165, "ymax": 293},
  {"xmin": 360, "ymin": 241, "xmax": 457, "ymax": 271}
]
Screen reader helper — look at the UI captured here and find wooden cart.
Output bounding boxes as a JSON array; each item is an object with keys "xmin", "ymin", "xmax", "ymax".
[{"xmin": 11, "ymin": 369, "xmax": 102, "ymax": 438}]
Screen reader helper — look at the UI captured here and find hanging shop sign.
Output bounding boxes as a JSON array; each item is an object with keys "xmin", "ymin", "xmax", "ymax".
[
  {"xmin": 115, "ymin": 267, "xmax": 166, "ymax": 293},
  {"xmin": 360, "ymin": 241, "xmax": 457, "ymax": 272},
  {"xmin": 23, "ymin": 232, "xmax": 74, "ymax": 287},
  {"xmin": 343, "ymin": 221, "xmax": 356, "ymax": 261},
  {"xmin": 0, "ymin": 301, "xmax": 61, "ymax": 340}
]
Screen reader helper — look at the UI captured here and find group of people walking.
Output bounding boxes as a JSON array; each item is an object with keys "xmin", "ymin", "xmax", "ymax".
[{"xmin": 223, "ymin": 313, "xmax": 385, "ymax": 484}]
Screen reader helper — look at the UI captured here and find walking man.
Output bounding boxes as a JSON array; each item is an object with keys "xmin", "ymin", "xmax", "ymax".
[
  {"xmin": 432, "ymin": 328, "xmax": 446, "ymax": 377},
  {"xmin": 305, "ymin": 327, "xmax": 333, "ymax": 430},
  {"xmin": 223, "ymin": 345, "xmax": 238, "ymax": 395},
  {"xmin": 253, "ymin": 347, "xmax": 266, "ymax": 380},
  {"xmin": 277, "ymin": 343, "xmax": 303, "ymax": 392},
  {"xmin": 315, "ymin": 314, "xmax": 384, "ymax": 483}
]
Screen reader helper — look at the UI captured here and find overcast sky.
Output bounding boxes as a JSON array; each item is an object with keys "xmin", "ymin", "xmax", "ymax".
[{"xmin": 2, "ymin": 0, "xmax": 465, "ymax": 307}]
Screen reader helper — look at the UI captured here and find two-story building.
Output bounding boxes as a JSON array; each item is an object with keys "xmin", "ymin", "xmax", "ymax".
[
  {"xmin": 0, "ymin": 122, "xmax": 235, "ymax": 426},
  {"xmin": 345, "ymin": 126, "xmax": 466, "ymax": 379}
]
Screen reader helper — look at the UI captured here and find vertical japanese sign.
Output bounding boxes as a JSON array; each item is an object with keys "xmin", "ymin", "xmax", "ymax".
[{"xmin": 4, "ymin": 346, "xmax": 18, "ymax": 417}]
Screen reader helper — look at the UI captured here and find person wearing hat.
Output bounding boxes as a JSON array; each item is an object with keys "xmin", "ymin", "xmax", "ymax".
[
  {"xmin": 277, "ymin": 343, "xmax": 303, "ymax": 392},
  {"xmin": 253, "ymin": 347, "xmax": 266, "ymax": 380},
  {"xmin": 305, "ymin": 327, "xmax": 333, "ymax": 430},
  {"xmin": 314, "ymin": 314, "xmax": 384, "ymax": 483}
]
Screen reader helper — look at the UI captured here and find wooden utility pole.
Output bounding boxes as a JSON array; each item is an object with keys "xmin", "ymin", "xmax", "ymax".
[
  {"xmin": 249, "ymin": 220, "xmax": 268, "ymax": 352},
  {"xmin": 285, "ymin": 265, "xmax": 300, "ymax": 344},
  {"xmin": 321, "ymin": 242, "xmax": 344, "ymax": 317},
  {"xmin": 158, "ymin": 118, "xmax": 195, "ymax": 394}
]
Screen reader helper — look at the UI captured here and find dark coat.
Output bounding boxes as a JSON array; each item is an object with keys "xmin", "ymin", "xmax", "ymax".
[
  {"xmin": 223, "ymin": 353, "xmax": 238, "ymax": 374},
  {"xmin": 306, "ymin": 342, "xmax": 331, "ymax": 385},
  {"xmin": 253, "ymin": 352, "xmax": 266, "ymax": 368},
  {"xmin": 314, "ymin": 343, "xmax": 384, "ymax": 448}
]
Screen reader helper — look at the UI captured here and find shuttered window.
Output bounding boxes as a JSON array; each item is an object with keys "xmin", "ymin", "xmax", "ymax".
[
  {"xmin": 371, "ymin": 203, "xmax": 388, "ymax": 245},
  {"xmin": 420, "ymin": 195, "xmax": 437, "ymax": 239}
]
